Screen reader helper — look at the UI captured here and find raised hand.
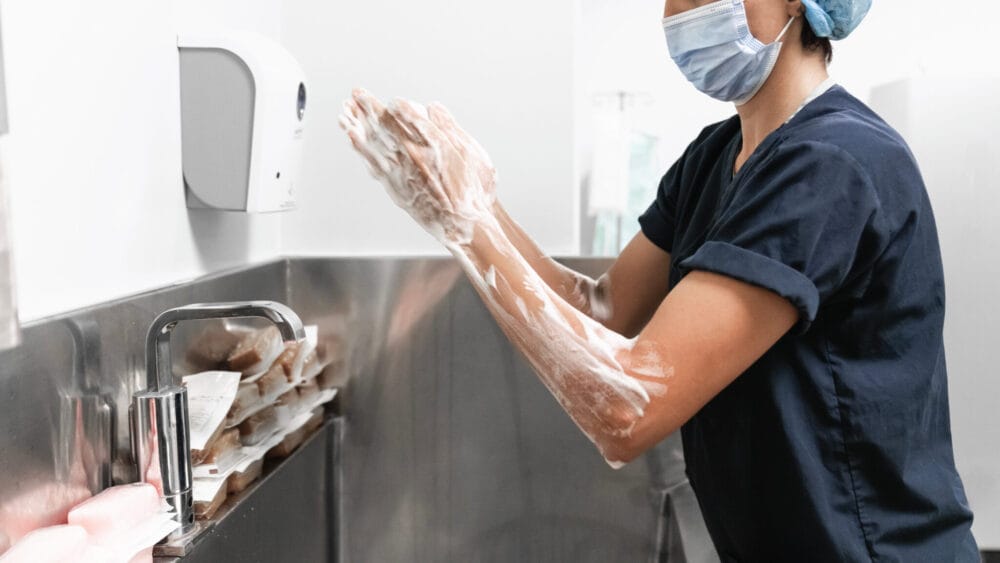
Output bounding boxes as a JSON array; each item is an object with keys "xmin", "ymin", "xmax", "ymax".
[{"xmin": 339, "ymin": 89, "xmax": 497, "ymax": 247}]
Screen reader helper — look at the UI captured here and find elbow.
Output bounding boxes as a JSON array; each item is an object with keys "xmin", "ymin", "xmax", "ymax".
[
  {"xmin": 596, "ymin": 417, "xmax": 681, "ymax": 469},
  {"xmin": 596, "ymin": 431, "xmax": 652, "ymax": 469},
  {"xmin": 596, "ymin": 434, "xmax": 645, "ymax": 469}
]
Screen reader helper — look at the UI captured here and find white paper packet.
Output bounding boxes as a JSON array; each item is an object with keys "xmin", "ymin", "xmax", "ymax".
[{"xmin": 183, "ymin": 371, "xmax": 241, "ymax": 452}]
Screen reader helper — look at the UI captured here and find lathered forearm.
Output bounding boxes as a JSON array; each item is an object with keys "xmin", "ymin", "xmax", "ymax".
[
  {"xmin": 492, "ymin": 202, "xmax": 612, "ymax": 323},
  {"xmin": 338, "ymin": 91, "xmax": 670, "ymax": 465},
  {"xmin": 445, "ymin": 216, "xmax": 669, "ymax": 466}
]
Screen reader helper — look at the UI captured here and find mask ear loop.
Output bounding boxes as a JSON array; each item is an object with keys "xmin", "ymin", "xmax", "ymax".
[{"xmin": 774, "ymin": 16, "xmax": 796, "ymax": 43}]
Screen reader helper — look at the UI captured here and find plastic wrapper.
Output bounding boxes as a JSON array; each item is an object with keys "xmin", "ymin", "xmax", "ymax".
[
  {"xmin": 226, "ymin": 361, "xmax": 299, "ymax": 428},
  {"xmin": 226, "ymin": 325, "xmax": 283, "ymax": 375},
  {"xmin": 191, "ymin": 421, "xmax": 224, "ymax": 465},
  {"xmin": 203, "ymin": 427, "xmax": 241, "ymax": 463},
  {"xmin": 256, "ymin": 363, "xmax": 287, "ymax": 399},
  {"xmin": 266, "ymin": 408, "xmax": 324, "ymax": 459},
  {"xmin": 0, "ymin": 482, "xmax": 92, "ymax": 545},
  {"xmin": 192, "ymin": 477, "xmax": 227, "ymax": 521},
  {"xmin": 238, "ymin": 406, "xmax": 281, "ymax": 447},
  {"xmin": 184, "ymin": 371, "xmax": 241, "ymax": 463},
  {"xmin": 280, "ymin": 326, "xmax": 318, "ymax": 384},
  {"xmin": 0, "ymin": 525, "xmax": 88, "ymax": 562},
  {"xmin": 184, "ymin": 323, "xmax": 251, "ymax": 372},
  {"xmin": 316, "ymin": 359, "xmax": 344, "ymax": 390},
  {"xmin": 201, "ymin": 428, "xmax": 242, "ymax": 472},
  {"xmin": 300, "ymin": 334, "xmax": 333, "ymax": 384},
  {"xmin": 92, "ymin": 512, "xmax": 177, "ymax": 563},
  {"xmin": 300, "ymin": 350, "xmax": 322, "ymax": 382},
  {"xmin": 296, "ymin": 379, "xmax": 320, "ymax": 410},
  {"xmin": 275, "ymin": 341, "xmax": 302, "ymax": 381},
  {"xmin": 227, "ymin": 457, "xmax": 264, "ymax": 494},
  {"xmin": 225, "ymin": 382, "xmax": 261, "ymax": 427},
  {"xmin": 4, "ymin": 489, "xmax": 177, "ymax": 561},
  {"xmin": 322, "ymin": 334, "xmax": 346, "ymax": 363},
  {"xmin": 275, "ymin": 388, "xmax": 299, "ymax": 412}
]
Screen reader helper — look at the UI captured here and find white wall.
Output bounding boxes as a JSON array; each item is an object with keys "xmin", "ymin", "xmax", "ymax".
[
  {"xmin": 575, "ymin": 0, "xmax": 731, "ymax": 192},
  {"xmin": 870, "ymin": 77, "xmax": 1000, "ymax": 549},
  {"xmin": 278, "ymin": 0, "xmax": 577, "ymax": 257},
  {"xmin": 2, "ymin": 0, "xmax": 577, "ymax": 317},
  {"xmin": 1, "ymin": 0, "xmax": 285, "ymax": 321}
]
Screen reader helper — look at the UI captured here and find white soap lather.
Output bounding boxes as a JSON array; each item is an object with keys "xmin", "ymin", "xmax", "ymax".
[{"xmin": 178, "ymin": 31, "xmax": 307, "ymax": 213}]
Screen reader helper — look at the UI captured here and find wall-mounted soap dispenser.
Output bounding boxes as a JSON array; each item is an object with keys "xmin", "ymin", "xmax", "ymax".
[{"xmin": 178, "ymin": 31, "xmax": 307, "ymax": 213}]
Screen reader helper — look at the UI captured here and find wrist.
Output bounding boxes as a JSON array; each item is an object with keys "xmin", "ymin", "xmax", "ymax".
[
  {"xmin": 491, "ymin": 199, "xmax": 505, "ymax": 219},
  {"xmin": 449, "ymin": 213, "xmax": 504, "ymax": 255}
]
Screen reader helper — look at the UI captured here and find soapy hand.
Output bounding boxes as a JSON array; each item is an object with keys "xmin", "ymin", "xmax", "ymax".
[{"xmin": 339, "ymin": 89, "xmax": 498, "ymax": 246}]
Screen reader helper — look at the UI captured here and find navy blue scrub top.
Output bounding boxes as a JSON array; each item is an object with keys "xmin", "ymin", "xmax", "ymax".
[{"xmin": 639, "ymin": 86, "xmax": 978, "ymax": 561}]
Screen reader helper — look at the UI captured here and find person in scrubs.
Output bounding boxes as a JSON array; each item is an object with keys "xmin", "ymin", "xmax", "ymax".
[{"xmin": 340, "ymin": 0, "xmax": 979, "ymax": 559}]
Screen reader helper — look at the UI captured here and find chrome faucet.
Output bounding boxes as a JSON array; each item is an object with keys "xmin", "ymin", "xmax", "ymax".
[
  {"xmin": 58, "ymin": 317, "xmax": 114, "ymax": 495},
  {"xmin": 130, "ymin": 301, "xmax": 305, "ymax": 539}
]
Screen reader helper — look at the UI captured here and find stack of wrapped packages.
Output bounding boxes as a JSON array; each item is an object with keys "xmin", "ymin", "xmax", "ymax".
[
  {"xmin": 182, "ymin": 323, "xmax": 339, "ymax": 520},
  {"xmin": 0, "ymin": 483, "xmax": 179, "ymax": 563}
]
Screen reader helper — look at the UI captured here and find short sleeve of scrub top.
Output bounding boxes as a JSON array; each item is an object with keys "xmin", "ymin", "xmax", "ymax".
[
  {"xmin": 680, "ymin": 141, "xmax": 882, "ymax": 334},
  {"xmin": 638, "ymin": 158, "xmax": 683, "ymax": 254}
]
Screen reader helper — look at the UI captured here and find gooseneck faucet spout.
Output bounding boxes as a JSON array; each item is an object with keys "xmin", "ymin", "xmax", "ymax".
[
  {"xmin": 131, "ymin": 301, "xmax": 305, "ymax": 539},
  {"xmin": 145, "ymin": 301, "xmax": 306, "ymax": 391}
]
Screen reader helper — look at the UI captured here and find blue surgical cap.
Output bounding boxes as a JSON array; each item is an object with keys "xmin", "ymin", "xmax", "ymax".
[{"xmin": 800, "ymin": 0, "xmax": 872, "ymax": 40}]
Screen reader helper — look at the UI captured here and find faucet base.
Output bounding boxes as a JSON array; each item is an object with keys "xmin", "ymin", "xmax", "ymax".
[{"xmin": 165, "ymin": 488, "xmax": 196, "ymax": 539}]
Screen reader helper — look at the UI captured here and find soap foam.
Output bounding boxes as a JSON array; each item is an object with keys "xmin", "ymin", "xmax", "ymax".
[{"xmin": 341, "ymin": 90, "xmax": 676, "ymax": 468}]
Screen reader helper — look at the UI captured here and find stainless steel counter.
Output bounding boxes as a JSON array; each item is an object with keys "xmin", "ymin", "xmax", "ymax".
[{"xmin": 0, "ymin": 257, "xmax": 716, "ymax": 562}]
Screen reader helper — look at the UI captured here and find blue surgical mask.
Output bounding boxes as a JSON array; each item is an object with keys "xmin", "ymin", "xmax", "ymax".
[{"xmin": 664, "ymin": 0, "xmax": 795, "ymax": 105}]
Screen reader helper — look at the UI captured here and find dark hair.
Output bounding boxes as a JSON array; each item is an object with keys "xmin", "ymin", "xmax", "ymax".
[{"xmin": 801, "ymin": 21, "xmax": 833, "ymax": 63}]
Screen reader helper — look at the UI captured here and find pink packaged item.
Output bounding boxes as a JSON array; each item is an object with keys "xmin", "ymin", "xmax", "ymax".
[
  {"xmin": 0, "ymin": 481, "xmax": 92, "ymax": 546},
  {"xmin": 77, "ymin": 543, "xmax": 152, "ymax": 563},
  {"xmin": 67, "ymin": 483, "xmax": 160, "ymax": 544},
  {"xmin": 0, "ymin": 524, "xmax": 88, "ymax": 562}
]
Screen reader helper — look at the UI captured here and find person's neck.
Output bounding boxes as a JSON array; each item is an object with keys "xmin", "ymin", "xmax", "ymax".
[{"xmin": 734, "ymin": 49, "xmax": 829, "ymax": 173}]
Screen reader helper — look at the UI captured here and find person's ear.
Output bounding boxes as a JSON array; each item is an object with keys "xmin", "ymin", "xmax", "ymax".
[{"xmin": 786, "ymin": 0, "xmax": 804, "ymax": 17}]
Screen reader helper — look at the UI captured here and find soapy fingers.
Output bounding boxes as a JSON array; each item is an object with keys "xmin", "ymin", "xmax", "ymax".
[
  {"xmin": 427, "ymin": 103, "xmax": 497, "ymax": 196},
  {"xmin": 342, "ymin": 91, "xmax": 444, "ymax": 212},
  {"xmin": 387, "ymin": 100, "xmax": 493, "ymax": 204},
  {"xmin": 386, "ymin": 101, "xmax": 466, "ymax": 207},
  {"xmin": 340, "ymin": 89, "xmax": 497, "ymax": 246}
]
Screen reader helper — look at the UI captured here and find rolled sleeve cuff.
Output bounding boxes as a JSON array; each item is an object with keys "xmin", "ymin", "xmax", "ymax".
[
  {"xmin": 638, "ymin": 202, "xmax": 676, "ymax": 254},
  {"xmin": 679, "ymin": 241, "xmax": 820, "ymax": 334}
]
